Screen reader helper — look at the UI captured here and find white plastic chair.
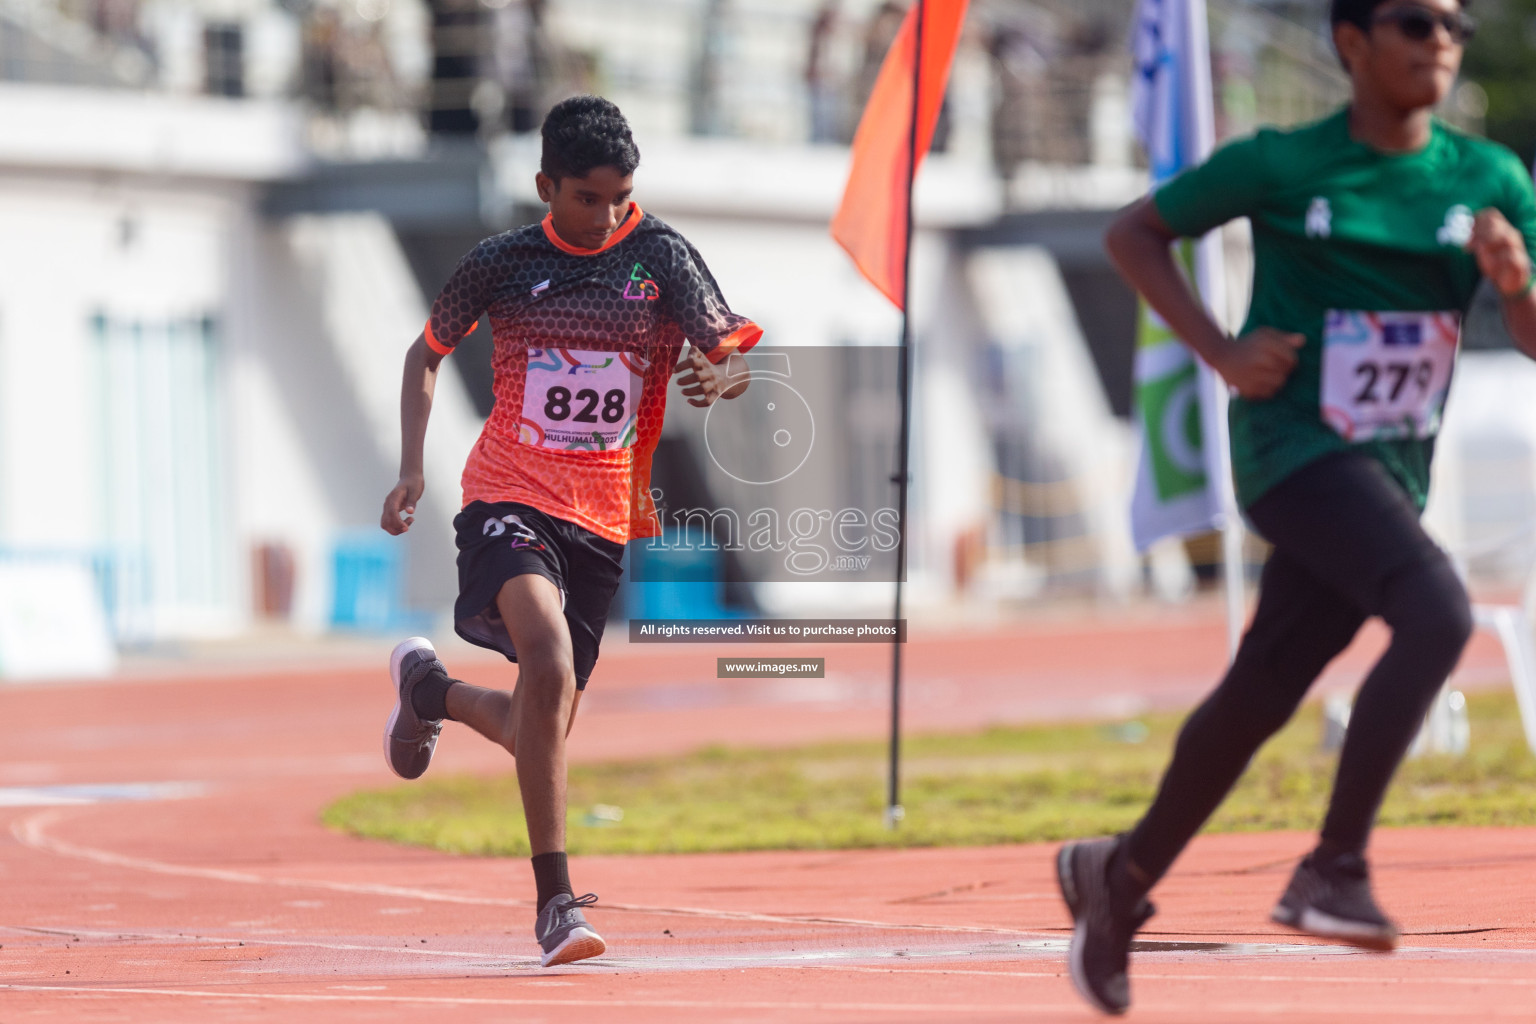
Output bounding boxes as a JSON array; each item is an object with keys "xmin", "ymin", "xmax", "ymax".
[
  {"xmin": 1471, "ymin": 565, "xmax": 1536, "ymax": 757},
  {"xmin": 1408, "ymin": 523, "xmax": 1536, "ymax": 758},
  {"xmin": 1422, "ymin": 349, "xmax": 1536, "ymax": 756},
  {"xmin": 1327, "ymin": 563, "xmax": 1535, "ymax": 759}
]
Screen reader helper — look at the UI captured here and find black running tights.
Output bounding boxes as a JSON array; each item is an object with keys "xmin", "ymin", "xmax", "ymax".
[{"xmin": 1123, "ymin": 452, "xmax": 1473, "ymax": 887}]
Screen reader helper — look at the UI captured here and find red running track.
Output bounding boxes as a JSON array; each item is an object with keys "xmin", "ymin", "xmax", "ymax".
[{"xmin": 1, "ymin": 604, "xmax": 1533, "ymax": 1022}]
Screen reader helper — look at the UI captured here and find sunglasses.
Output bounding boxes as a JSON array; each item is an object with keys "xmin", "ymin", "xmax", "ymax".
[{"xmin": 1371, "ymin": 5, "xmax": 1477, "ymax": 44}]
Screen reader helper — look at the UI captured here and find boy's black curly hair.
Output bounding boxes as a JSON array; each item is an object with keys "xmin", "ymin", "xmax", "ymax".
[
  {"xmin": 540, "ymin": 96, "xmax": 641, "ymax": 184},
  {"xmin": 1330, "ymin": 0, "xmax": 1466, "ymax": 28}
]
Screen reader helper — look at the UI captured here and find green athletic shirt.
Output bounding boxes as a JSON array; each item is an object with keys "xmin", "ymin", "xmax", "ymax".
[{"xmin": 1154, "ymin": 108, "xmax": 1536, "ymax": 510}]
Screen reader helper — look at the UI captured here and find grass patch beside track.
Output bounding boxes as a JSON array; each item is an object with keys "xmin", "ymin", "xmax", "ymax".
[{"xmin": 324, "ymin": 690, "xmax": 1536, "ymax": 856}]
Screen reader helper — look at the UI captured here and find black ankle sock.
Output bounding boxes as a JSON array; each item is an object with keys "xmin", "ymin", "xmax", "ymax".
[
  {"xmin": 532, "ymin": 852, "xmax": 573, "ymax": 913},
  {"xmin": 410, "ymin": 664, "xmax": 456, "ymax": 722}
]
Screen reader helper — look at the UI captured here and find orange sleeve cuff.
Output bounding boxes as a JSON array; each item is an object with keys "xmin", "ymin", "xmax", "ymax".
[
  {"xmin": 705, "ymin": 322, "xmax": 763, "ymax": 364},
  {"xmin": 423, "ymin": 320, "xmax": 478, "ymax": 356},
  {"xmin": 423, "ymin": 321, "xmax": 454, "ymax": 355}
]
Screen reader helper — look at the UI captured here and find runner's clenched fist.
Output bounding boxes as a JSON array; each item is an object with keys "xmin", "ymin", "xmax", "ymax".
[
  {"xmin": 1212, "ymin": 327, "xmax": 1306, "ymax": 401},
  {"xmin": 1469, "ymin": 208, "xmax": 1534, "ymax": 299}
]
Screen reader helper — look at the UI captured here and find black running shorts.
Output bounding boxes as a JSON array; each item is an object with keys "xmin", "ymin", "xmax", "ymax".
[{"xmin": 452, "ymin": 500, "xmax": 625, "ymax": 689}]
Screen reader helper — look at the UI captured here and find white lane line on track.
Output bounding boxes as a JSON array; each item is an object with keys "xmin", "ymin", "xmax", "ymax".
[
  {"xmin": 0, "ymin": 924, "xmax": 1365, "ymax": 975},
  {"xmin": 16, "ymin": 809, "xmax": 1535, "ymax": 963},
  {"xmin": 3, "ymin": 984, "xmax": 1536, "ymax": 1017},
  {"xmin": 12, "ymin": 809, "xmax": 526, "ymax": 906},
  {"xmin": 9, "ymin": 808, "xmax": 1056, "ymax": 939},
  {"xmin": 809, "ymin": 964, "xmax": 1536, "ymax": 986},
  {"xmin": 0, "ymin": 924, "xmax": 1021, "ymax": 974},
  {"xmin": 6, "ymin": 924, "xmax": 1058, "ymax": 973},
  {"xmin": 0, "ymin": 783, "xmax": 206, "ymax": 807},
  {"xmin": 0, "ymin": 984, "xmax": 1081, "ymax": 1013},
  {"xmin": 6, "ymin": 924, "xmax": 1536, "ymax": 991},
  {"xmin": 1, "ymin": 925, "xmax": 506, "ymax": 963},
  {"xmin": 15, "ymin": 920, "xmax": 1535, "ymax": 982},
  {"xmin": 4, "ymin": 923, "xmax": 1070, "ymax": 972}
]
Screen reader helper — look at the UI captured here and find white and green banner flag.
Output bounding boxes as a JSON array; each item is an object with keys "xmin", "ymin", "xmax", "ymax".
[{"xmin": 1128, "ymin": 0, "xmax": 1234, "ymax": 551}]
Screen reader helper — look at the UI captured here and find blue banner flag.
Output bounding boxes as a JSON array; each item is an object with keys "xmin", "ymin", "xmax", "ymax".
[{"xmin": 1127, "ymin": 0, "xmax": 1236, "ymax": 552}]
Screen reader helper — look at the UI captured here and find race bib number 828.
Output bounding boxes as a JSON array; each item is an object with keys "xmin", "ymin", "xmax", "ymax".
[{"xmin": 518, "ymin": 348, "xmax": 645, "ymax": 451}]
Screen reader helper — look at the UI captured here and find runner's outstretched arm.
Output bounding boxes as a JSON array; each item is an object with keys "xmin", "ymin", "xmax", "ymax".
[
  {"xmin": 1468, "ymin": 208, "xmax": 1536, "ymax": 359},
  {"xmin": 382, "ymin": 334, "xmax": 446, "ymax": 535},
  {"xmin": 1105, "ymin": 198, "xmax": 1303, "ymax": 401}
]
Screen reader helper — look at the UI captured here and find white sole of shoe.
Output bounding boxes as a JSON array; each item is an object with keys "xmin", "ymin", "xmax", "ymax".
[
  {"xmin": 1067, "ymin": 914, "xmax": 1127, "ymax": 1016},
  {"xmin": 1270, "ymin": 904, "xmax": 1398, "ymax": 952},
  {"xmin": 541, "ymin": 927, "xmax": 607, "ymax": 967},
  {"xmin": 1058, "ymin": 845, "xmax": 1127, "ymax": 1016},
  {"xmin": 383, "ymin": 637, "xmax": 436, "ymax": 779}
]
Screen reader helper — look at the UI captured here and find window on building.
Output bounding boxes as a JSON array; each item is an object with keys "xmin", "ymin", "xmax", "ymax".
[{"xmin": 204, "ymin": 22, "xmax": 245, "ymax": 98}]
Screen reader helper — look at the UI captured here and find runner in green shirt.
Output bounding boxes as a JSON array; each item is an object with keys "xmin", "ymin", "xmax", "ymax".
[
  {"xmin": 1056, "ymin": 0, "xmax": 1536, "ymax": 1014},
  {"xmin": 1160, "ymin": 104, "xmax": 1536, "ymax": 512}
]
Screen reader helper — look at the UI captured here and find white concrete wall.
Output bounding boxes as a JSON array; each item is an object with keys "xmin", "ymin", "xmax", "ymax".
[
  {"xmin": 0, "ymin": 170, "xmax": 244, "ymax": 638},
  {"xmin": 226, "ymin": 212, "xmax": 480, "ymax": 629},
  {"xmin": 0, "ymin": 82, "xmax": 305, "ymax": 178},
  {"xmin": 0, "ymin": 175, "xmax": 483, "ymax": 640},
  {"xmin": 0, "ymin": 81, "xmax": 486, "ymax": 641}
]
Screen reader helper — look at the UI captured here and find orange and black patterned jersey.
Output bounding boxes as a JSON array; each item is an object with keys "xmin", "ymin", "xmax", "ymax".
[{"xmin": 425, "ymin": 203, "xmax": 761, "ymax": 543}]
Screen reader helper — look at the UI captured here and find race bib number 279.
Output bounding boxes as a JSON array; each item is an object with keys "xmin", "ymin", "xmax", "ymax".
[
  {"xmin": 1320, "ymin": 310, "xmax": 1460, "ymax": 443},
  {"xmin": 519, "ymin": 348, "xmax": 645, "ymax": 451}
]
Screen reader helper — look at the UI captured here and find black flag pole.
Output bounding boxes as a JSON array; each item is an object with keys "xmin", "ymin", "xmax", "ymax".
[{"xmin": 886, "ymin": 0, "xmax": 924, "ymax": 831}]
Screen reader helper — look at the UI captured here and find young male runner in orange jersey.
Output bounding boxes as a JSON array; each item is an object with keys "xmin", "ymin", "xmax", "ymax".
[{"xmin": 378, "ymin": 96, "xmax": 759, "ymax": 967}]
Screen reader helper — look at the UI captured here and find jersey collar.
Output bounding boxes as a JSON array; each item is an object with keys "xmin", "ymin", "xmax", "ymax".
[{"xmin": 542, "ymin": 203, "xmax": 644, "ymax": 256}]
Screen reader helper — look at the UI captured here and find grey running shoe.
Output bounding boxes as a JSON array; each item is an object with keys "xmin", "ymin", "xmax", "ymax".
[
  {"xmin": 1271, "ymin": 850, "xmax": 1400, "ymax": 951},
  {"xmin": 1057, "ymin": 837, "xmax": 1155, "ymax": 1016},
  {"xmin": 536, "ymin": 892, "xmax": 606, "ymax": 967},
  {"xmin": 384, "ymin": 637, "xmax": 444, "ymax": 780}
]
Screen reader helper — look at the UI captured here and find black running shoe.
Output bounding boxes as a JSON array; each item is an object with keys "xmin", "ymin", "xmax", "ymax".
[
  {"xmin": 1057, "ymin": 837, "xmax": 1156, "ymax": 1016},
  {"xmin": 1271, "ymin": 849, "xmax": 1400, "ymax": 951}
]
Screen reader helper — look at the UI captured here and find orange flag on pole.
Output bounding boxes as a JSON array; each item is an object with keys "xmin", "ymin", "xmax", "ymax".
[{"xmin": 831, "ymin": 0, "xmax": 969, "ymax": 310}]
